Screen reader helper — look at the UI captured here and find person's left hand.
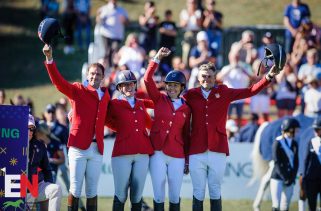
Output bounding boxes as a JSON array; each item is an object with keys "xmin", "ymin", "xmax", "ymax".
[{"xmin": 267, "ymin": 65, "xmax": 281, "ymax": 78}]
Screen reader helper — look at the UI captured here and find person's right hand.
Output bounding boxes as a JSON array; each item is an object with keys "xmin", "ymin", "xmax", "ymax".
[
  {"xmin": 155, "ymin": 47, "xmax": 171, "ymax": 60},
  {"xmin": 43, "ymin": 44, "xmax": 53, "ymax": 61}
]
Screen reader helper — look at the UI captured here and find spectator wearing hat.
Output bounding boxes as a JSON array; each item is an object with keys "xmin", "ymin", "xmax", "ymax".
[
  {"xmin": 258, "ymin": 32, "xmax": 275, "ymax": 60},
  {"xmin": 35, "ymin": 120, "xmax": 65, "ymax": 183},
  {"xmin": 283, "ymin": 0, "xmax": 311, "ymax": 54},
  {"xmin": 188, "ymin": 31, "xmax": 216, "ymax": 89},
  {"xmin": 43, "ymin": 104, "xmax": 69, "ymax": 146},
  {"xmin": 300, "ymin": 117, "xmax": 321, "ymax": 211},
  {"xmin": 26, "ymin": 114, "xmax": 62, "ymax": 211},
  {"xmin": 42, "ymin": 44, "xmax": 110, "ymax": 210}
]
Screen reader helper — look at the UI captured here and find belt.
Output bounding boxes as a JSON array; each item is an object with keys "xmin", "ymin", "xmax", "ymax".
[{"xmin": 93, "ymin": 138, "xmax": 97, "ymax": 142}]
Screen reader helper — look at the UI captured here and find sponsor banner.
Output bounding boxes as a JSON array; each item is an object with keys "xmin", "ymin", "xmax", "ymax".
[
  {"xmin": 57, "ymin": 140, "xmax": 300, "ymax": 199},
  {"xmin": 0, "ymin": 105, "xmax": 29, "ymax": 209}
]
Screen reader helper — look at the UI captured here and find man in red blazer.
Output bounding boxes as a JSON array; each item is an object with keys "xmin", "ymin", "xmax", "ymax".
[
  {"xmin": 184, "ymin": 62, "xmax": 279, "ymax": 211},
  {"xmin": 43, "ymin": 44, "xmax": 110, "ymax": 211}
]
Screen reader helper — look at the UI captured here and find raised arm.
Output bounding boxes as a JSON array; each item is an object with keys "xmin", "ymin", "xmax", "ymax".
[
  {"xmin": 43, "ymin": 44, "xmax": 76, "ymax": 99},
  {"xmin": 144, "ymin": 47, "xmax": 171, "ymax": 102},
  {"xmin": 229, "ymin": 65, "xmax": 279, "ymax": 101}
]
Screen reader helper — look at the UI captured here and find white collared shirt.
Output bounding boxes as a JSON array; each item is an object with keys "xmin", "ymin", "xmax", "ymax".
[
  {"xmin": 201, "ymin": 88, "xmax": 211, "ymax": 99},
  {"xmin": 96, "ymin": 88, "xmax": 104, "ymax": 100},
  {"xmin": 171, "ymin": 98, "xmax": 183, "ymax": 110}
]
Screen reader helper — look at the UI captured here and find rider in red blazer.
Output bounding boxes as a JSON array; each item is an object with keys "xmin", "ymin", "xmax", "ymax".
[
  {"xmin": 43, "ymin": 44, "xmax": 110, "ymax": 211},
  {"xmin": 106, "ymin": 70, "xmax": 154, "ymax": 211},
  {"xmin": 144, "ymin": 47, "xmax": 191, "ymax": 211},
  {"xmin": 183, "ymin": 61, "xmax": 280, "ymax": 211}
]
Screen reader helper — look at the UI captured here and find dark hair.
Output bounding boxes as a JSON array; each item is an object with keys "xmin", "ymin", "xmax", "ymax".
[
  {"xmin": 165, "ymin": 9, "xmax": 172, "ymax": 16},
  {"xmin": 88, "ymin": 63, "xmax": 105, "ymax": 75},
  {"xmin": 199, "ymin": 62, "xmax": 217, "ymax": 73}
]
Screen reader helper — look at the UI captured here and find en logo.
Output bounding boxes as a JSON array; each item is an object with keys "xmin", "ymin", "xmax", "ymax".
[{"xmin": 2, "ymin": 167, "xmax": 39, "ymax": 198}]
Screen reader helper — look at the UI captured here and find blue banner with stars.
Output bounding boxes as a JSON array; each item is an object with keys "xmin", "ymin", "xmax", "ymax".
[{"xmin": 0, "ymin": 105, "xmax": 28, "ymax": 210}]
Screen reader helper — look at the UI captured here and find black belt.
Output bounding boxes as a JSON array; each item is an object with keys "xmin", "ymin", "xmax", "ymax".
[{"xmin": 92, "ymin": 138, "xmax": 97, "ymax": 142}]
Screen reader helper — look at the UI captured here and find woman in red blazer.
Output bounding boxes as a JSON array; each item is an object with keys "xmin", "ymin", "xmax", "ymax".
[
  {"xmin": 144, "ymin": 47, "xmax": 191, "ymax": 211},
  {"xmin": 106, "ymin": 70, "xmax": 154, "ymax": 211},
  {"xmin": 184, "ymin": 61, "xmax": 280, "ymax": 211}
]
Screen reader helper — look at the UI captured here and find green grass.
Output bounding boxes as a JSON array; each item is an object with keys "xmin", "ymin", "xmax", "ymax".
[
  {"xmin": 58, "ymin": 197, "xmax": 298, "ymax": 211},
  {"xmin": 1, "ymin": 0, "xmax": 321, "ymax": 114}
]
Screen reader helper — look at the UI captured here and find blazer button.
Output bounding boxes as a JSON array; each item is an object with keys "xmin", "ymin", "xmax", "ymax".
[
  {"xmin": 206, "ymin": 122, "xmax": 208, "ymax": 125},
  {"xmin": 166, "ymin": 130, "xmax": 169, "ymax": 134},
  {"xmin": 205, "ymin": 106, "xmax": 208, "ymax": 108},
  {"xmin": 136, "ymin": 129, "xmax": 139, "ymax": 132},
  {"xmin": 135, "ymin": 120, "xmax": 138, "ymax": 123},
  {"xmin": 173, "ymin": 113, "xmax": 175, "ymax": 116}
]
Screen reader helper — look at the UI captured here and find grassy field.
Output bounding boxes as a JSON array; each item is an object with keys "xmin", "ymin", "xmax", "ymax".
[
  {"xmin": 58, "ymin": 197, "xmax": 299, "ymax": 211},
  {"xmin": 1, "ymin": 0, "xmax": 321, "ymax": 115}
]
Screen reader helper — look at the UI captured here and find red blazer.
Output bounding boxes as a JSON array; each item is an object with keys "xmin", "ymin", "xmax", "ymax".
[
  {"xmin": 106, "ymin": 97, "xmax": 154, "ymax": 157},
  {"xmin": 44, "ymin": 62, "xmax": 110, "ymax": 155},
  {"xmin": 144, "ymin": 61, "xmax": 191, "ymax": 159},
  {"xmin": 184, "ymin": 77, "xmax": 271, "ymax": 156}
]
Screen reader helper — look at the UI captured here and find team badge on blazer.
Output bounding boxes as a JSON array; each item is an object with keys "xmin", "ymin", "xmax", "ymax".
[{"xmin": 215, "ymin": 93, "xmax": 220, "ymax": 98}]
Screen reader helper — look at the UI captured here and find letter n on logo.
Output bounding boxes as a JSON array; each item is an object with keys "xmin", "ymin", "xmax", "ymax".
[{"xmin": 20, "ymin": 174, "xmax": 38, "ymax": 197}]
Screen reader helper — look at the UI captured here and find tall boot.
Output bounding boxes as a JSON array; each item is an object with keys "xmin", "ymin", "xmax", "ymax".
[
  {"xmin": 210, "ymin": 198, "xmax": 222, "ymax": 211},
  {"xmin": 153, "ymin": 200, "xmax": 165, "ymax": 211},
  {"xmin": 68, "ymin": 194, "xmax": 79, "ymax": 211},
  {"xmin": 192, "ymin": 196, "xmax": 203, "ymax": 211},
  {"xmin": 112, "ymin": 196, "xmax": 124, "ymax": 211},
  {"xmin": 86, "ymin": 196, "xmax": 97, "ymax": 211},
  {"xmin": 131, "ymin": 199, "xmax": 142, "ymax": 211},
  {"xmin": 169, "ymin": 201, "xmax": 180, "ymax": 211}
]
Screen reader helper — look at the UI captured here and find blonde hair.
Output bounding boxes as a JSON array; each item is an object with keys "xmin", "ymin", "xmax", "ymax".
[
  {"xmin": 199, "ymin": 62, "xmax": 216, "ymax": 73},
  {"xmin": 125, "ymin": 33, "xmax": 139, "ymax": 46}
]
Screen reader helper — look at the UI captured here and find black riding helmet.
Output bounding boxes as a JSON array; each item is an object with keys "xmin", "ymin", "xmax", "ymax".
[
  {"xmin": 312, "ymin": 117, "xmax": 321, "ymax": 129},
  {"xmin": 115, "ymin": 70, "xmax": 137, "ymax": 91},
  {"xmin": 281, "ymin": 118, "xmax": 300, "ymax": 132},
  {"xmin": 164, "ymin": 70, "xmax": 186, "ymax": 87},
  {"xmin": 38, "ymin": 18, "xmax": 64, "ymax": 44},
  {"xmin": 257, "ymin": 43, "xmax": 286, "ymax": 76}
]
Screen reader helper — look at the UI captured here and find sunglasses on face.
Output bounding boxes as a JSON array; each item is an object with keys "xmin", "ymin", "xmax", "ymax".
[{"xmin": 28, "ymin": 127, "xmax": 36, "ymax": 132}]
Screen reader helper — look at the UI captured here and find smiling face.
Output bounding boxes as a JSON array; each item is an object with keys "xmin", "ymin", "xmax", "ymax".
[
  {"xmin": 198, "ymin": 69, "xmax": 215, "ymax": 91},
  {"xmin": 86, "ymin": 66, "xmax": 104, "ymax": 89},
  {"xmin": 165, "ymin": 82, "xmax": 183, "ymax": 99},
  {"xmin": 119, "ymin": 82, "xmax": 136, "ymax": 97}
]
